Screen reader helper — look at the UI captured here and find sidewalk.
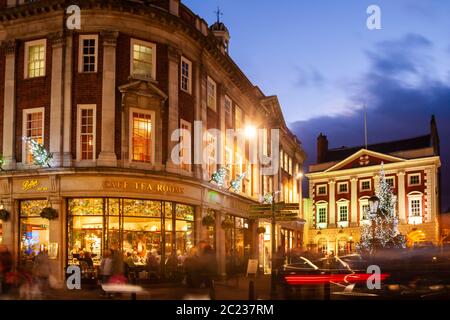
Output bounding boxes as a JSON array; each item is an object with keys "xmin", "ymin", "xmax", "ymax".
[{"xmin": 1, "ymin": 275, "xmax": 275, "ymax": 300}]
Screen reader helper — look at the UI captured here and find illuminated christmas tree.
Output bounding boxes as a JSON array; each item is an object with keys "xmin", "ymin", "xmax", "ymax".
[
  {"xmin": 229, "ymin": 172, "xmax": 246, "ymax": 193},
  {"xmin": 357, "ymin": 164, "xmax": 406, "ymax": 254},
  {"xmin": 23, "ymin": 138, "xmax": 53, "ymax": 168},
  {"xmin": 209, "ymin": 166, "xmax": 228, "ymax": 187}
]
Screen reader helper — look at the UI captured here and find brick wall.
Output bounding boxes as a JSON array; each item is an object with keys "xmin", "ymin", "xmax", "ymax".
[{"xmin": 15, "ymin": 38, "xmax": 52, "ymax": 162}]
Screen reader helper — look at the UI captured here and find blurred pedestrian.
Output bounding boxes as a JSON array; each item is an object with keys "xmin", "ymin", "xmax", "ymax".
[
  {"xmin": 32, "ymin": 250, "xmax": 51, "ymax": 297},
  {"xmin": 0, "ymin": 245, "xmax": 13, "ymax": 295},
  {"xmin": 184, "ymin": 246, "xmax": 200, "ymax": 288},
  {"xmin": 199, "ymin": 245, "xmax": 217, "ymax": 290}
]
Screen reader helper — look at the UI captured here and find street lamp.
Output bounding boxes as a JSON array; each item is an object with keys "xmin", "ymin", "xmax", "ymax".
[
  {"xmin": 348, "ymin": 234, "xmax": 354, "ymax": 253},
  {"xmin": 244, "ymin": 125, "xmax": 257, "ymax": 139}
]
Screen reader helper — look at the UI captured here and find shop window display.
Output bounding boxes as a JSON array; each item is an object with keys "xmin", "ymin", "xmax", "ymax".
[
  {"xmin": 19, "ymin": 200, "xmax": 49, "ymax": 267},
  {"xmin": 67, "ymin": 198, "xmax": 195, "ymax": 276},
  {"xmin": 225, "ymin": 215, "xmax": 250, "ymax": 275}
]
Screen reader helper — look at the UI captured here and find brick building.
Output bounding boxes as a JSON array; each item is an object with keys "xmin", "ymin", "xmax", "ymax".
[
  {"xmin": 0, "ymin": 0, "xmax": 305, "ymax": 283},
  {"xmin": 305, "ymin": 116, "xmax": 441, "ymax": 255}
]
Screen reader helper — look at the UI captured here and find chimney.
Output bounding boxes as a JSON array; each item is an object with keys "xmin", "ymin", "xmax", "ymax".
[
  {"xmin": 430, "ymin": 115, "xmax": 440, "ymax": 156},
  {"xmin": 317, "ymin": 133, "xmax": 328, "ymax": 163},
  {"xmin": 169, "ymin": 0, "xmax": 179, "ymax": 16}
]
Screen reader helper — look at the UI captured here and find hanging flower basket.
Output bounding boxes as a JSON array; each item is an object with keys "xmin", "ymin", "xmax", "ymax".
[
  {"xmin": 40, "ymin": 207, "xmax": 58, "ymax": 220},
  {"xmin": 202, "ymin": 214, "xmax": 216, "ymax": 228},
  {"xmin": 0, "ymin": 209, "xmax": 10, "ymax": 221},
  {"xmin": 257, "ymin": 226, "xmax": 266, "ymax": 235},
  {"xmin": 221, "ymin": 219, "xmax": 234, "ymax": 230}
]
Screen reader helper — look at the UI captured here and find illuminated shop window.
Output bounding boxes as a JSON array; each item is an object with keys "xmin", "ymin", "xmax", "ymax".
[{"xmin": 131, "ymin": 110, "xmax": 154, "ymax": 163}]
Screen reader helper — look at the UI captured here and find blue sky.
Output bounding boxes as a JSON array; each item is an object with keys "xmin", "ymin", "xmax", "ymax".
[{"xmin": 183, "ymin": 0, "xmax": 450, "ymax": 210}]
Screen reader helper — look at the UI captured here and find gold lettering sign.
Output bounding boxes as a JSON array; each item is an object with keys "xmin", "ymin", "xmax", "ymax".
[
  {"xmin": 103, "ymin": 180, "xmax": 184, "ymax": 194},
  {"xmin": 22, "ymin": 179, "xmax": 49, "ymax": 192}
]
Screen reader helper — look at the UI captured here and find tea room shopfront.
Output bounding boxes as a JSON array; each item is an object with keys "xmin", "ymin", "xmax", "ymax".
[{"xmin": 0, "ymin": 172, "xmax": 257, "ymax": 283}]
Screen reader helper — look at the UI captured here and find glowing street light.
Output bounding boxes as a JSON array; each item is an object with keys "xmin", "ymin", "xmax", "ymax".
[{"xmin": 244, "ymin": 125, "xmax": 256, "ymax": 139}]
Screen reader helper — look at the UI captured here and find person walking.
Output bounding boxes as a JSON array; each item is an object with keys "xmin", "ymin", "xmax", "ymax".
[
  {"xmin": 32, "ymin": 250, "xmax": 51, "ymax": 297},
  {"xmin": 0, "ymin": 245, "xmax": 13, "ymax": 295}
]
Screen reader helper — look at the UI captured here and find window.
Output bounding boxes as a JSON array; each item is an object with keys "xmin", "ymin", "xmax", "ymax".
[
  {"xmin": 224, "ymin": 95, "xmax": 232, "ymax": 126},
  {"xmin": 284, "ymin": 154, "xmax": 288, "ymax": 172},
  {"xmin": 318, "ymin": 207, "xmax": 327, "ymax": 224},
  {"xmin": 262, "ymin": 128, "xmax": 268, "ymax": 157},
  {"xmin": 23, "ymin": 108, "xmax": 44, "ymax": 164},
  {"xmin": 206, "ymin": 132, "xmax": 217, "ymax": 177},
  {"xmin": 207, "ymin": 76, "xmax": 217, "ymax": 111},
  {"xmin": 361, "ymin": 204, "xmax": 370, "ymax": 220},
  {"xmin": 386, "ymin": 177, "xmax": 395, "ymax": 188},
  {"xmin": 338, "ymin": 182, "xmax": 349, "ymax": 194},
  {"xmin": 77, "ymin": 105, "xmax": 96, "ymax": 161},
  {"xmin": 317, "ymin": 185, "xmax": 327, "ymax": 196},
  {"xmin": 360, "ymin": 179, "xmax": 371, "ymax": 191},
  {"xmin": 130, "ymin": 109, "xmax": 154, "ymax": 163},
  {"xmin": 25, "ymin": 39, "xmax": 46, "ymax": 78},
  {"xmin": 180, "ymin": 56, "xmax": 192, "ymax": 94},
  {"xmin": 339, "ymin": 205, "xmax": 348, "ymax": 222},
  {"xmin": 131, "ymin": 39, "xmax": 156, "ymax": 80},
  {"xmin": 179, "ymin": 119, "xmax": 191, "ymax": 171},
  {"xmin": 19, "ymin": 200, "xmax": 49, "ymax": 264},
  {"xmin": 279, "ymin": 150, "xmax": 284, "ymax": 170},
  {"xmin": 235, "ymin": 106, "xmax": 243, "ymax": 130},
  {"xmin": 79, "ymin": 35, "xmax": 98, "ymax": 73},
  {"xmin": 288, "ymin": 157, "xmax": 293, "ymax": 175},
  {"xmin": 225, "ymin": 145, "xmax": 233, "ymax": 173},
  {"xmin": 410, "ymin": 199, "xmax": 421, "ymax": 217},
  {"xmin": 408, "ymin": 173, "xmax": 421, "ymax": 186}
]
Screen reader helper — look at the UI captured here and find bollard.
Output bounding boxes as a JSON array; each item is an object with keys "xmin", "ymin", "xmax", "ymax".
[{"xmin": 248, "ymin": 280, "xmax": 255, "ymax": 300}]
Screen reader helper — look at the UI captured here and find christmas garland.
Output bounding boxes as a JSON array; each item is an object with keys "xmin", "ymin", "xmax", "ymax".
[
  {"xmin": 23, "ymin": 138, "xmax": 53, "ymax": 167},
  {"xmin": 221, "ymin": 218, "xmax": 234, "ymax": 230}
]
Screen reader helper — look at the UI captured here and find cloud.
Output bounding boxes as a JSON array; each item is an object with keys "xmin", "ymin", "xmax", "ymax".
[
  {"xmin": 295, "ymin": 66, "xmax": 325, "ymax": 88},
  {"xmin": 290, "ymin": 34, "xmax": 450, "ymax": 209}
]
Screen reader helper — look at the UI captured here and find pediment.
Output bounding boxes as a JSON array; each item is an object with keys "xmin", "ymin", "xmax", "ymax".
[
  {"xmin": 325, "ymin": 149, "xmax": 405, "ymax": 172},
  {"xmin": 119, "ymin": 80, "xmax": 168, "ymax": 101}
]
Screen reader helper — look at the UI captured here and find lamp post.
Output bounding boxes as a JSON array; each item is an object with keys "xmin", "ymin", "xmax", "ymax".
[
  {"xmin": 348, "ymin": 234, "xmax": 354, "ymax": 253},
  {"xmin": 368, "ymin": 195, "xmax": 380, "ymax": 249}
]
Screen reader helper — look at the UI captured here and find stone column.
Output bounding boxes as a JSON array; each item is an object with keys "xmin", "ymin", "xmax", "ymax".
[
  {"xmin": 350, "ymin": 177, "xmax": 358, "ymax": 226},
  {"xmin": 49, "ymin": 33, "xmax": 65, "ymax": 167},
  {"xmin": 0, "ymin": 178, "xmax": 14, "ymax": 256},
  {"xmin": 97, "ymin": 31, "xmax": 118, "ymax": 167},
  {"xmin": 48, "ymin": 195, "xmax": 64, "ymax": 286},
  {"xmin": 397, "ymin": 171, "xmax": 406, "ymax": 223},
  {"xmin": 62, "ymin": 33, "xmax": 73, "ymax": 166},
  {"xmin": 2, "ymin": 40, "xmax": 17, "ymax": 170},
  {"xmin": 166, "ymin": 46, "xmax": 180, "ymax": 172},
  {"xmin": 192, "ymin": 62, "xmax": 204, "ymax": 180},
  {"xmin": 328, "ymin": 180, "xmax": 336, "ymax": 227}
]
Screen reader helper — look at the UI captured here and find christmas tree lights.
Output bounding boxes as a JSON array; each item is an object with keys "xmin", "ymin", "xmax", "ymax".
[
  {"xmin": 209, "ymin": 166, "xmax": 229, "ymax": 187},
  {"xmin": 229, "ymin": 172, "xmax": 246, "ymax": 193},
  {"xmin": 357, "ymin": 163, "xmax": 406, "ymax": 254},
  {"xmin": 23, "ymin": 137, "xmax": 53, "ymax": 168}
]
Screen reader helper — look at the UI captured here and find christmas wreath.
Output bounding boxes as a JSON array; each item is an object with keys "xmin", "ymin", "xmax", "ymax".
[
  {"xmin": 40, "ymin": 207, "xmax": 58, "ymax": 220},
  {"xmin": 221, "ymin": 219, "xmax": 234, "ymax": 230},
  {"xmin": 202, "ymin": 214, "xmax": 216, "ymax": 228},
  {"xmin": 0, "ymin": 209, "xmax": 10, "ymax": 221},
  {"xmin": 257, "ymin": 227, "xmax": 266, "ymax": 234}
]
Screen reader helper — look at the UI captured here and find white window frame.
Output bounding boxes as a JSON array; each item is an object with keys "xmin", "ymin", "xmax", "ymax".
[
  {"xmin": 207, "ymin": 76, "xmax": 217, "ymax": 112},
  {"xmin": 360, "ymin": 179, "xmax": 372, "ymax": 192},
  {"xmin": 408, "ymin": 173, "xmax": 421, "ymax": 187},
  {"xmin": 78, "ymin": 34, "xmax": 98, "ymax": 73},
  {"xmin": 24, "ymin": 39, "xmax": 46, "ymax": 79},
  {"xmin": 359, "ymin": 197, "xmax": 370, "ymax": 224},
  {"xmin": 337, "ymin": 182, "xmax": 349, "ymax": 194},
  {"xmin": 386, "ymin": 176, "xmax": 396, "ymax": 188},
  {"xmin": 179, "ymin": 119, "xmax": 192, "ymax": 171},
  {"xmin": 337, "ymin": 200, "xmax": 349, "ymax": 228},
  {"xmin": 206, "ymin": 132, "xmax": 217, "ymax": 177},
  {"xmin": 316, "ymin": 202, "xmax": 328, "ymax": 229},
  {"xmin": 408, "ymin": 193, "xmax": 423, "ymax": 225},
  {"xmin": 130, "ymin": 38, "xmax": 157, "ymax": 81},
  {"xmin": 180, "ymin": 56, "xmax": 192, "ymax": 94},
  {"xmin": 129, "ymin": 108, "xmax": 155, "ymax": 164},
  {"xmin": 316, "ymin": 184, "xmax": 327, "ymax": 196},
  {"xmin": 76, "ymin": 105, "xmax": 96, "ymax": 162},
  {"xmin": 22, "ymin": 107, "xmax": 45, "ymax": 165}
]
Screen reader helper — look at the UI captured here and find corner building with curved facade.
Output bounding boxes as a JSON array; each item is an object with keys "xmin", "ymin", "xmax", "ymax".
[{"xmin": 0, "ymin": 0, "xmax": 306, "ymax": 283}]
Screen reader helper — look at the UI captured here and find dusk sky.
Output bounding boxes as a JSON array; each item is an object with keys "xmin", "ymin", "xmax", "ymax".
[{"xmin": 184, "ymin": 0, "xmax": 450, "ymax": 210}]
